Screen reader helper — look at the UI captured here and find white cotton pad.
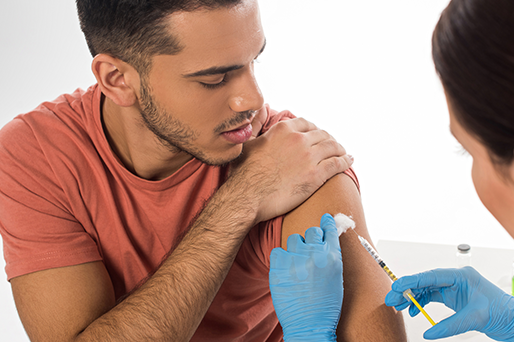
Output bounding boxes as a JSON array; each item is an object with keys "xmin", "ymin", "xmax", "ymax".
[{"xmin": 334, "ymin": 213, "xmax": 356, "ymax": 236}]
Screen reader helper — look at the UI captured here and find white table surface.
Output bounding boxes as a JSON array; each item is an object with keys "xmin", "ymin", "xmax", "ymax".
[{"xmin": 376, "ymin": 240, "xmax": 514, "ymax": 342}]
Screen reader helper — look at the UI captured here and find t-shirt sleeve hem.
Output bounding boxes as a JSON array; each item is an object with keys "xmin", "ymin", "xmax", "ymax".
[
  {"xmin": 343, "ymin": 167, "xmax": 360, "ymax": 193},
  {"xmin": 5, "ymin": 246, "xmax": 102, "ymax": 281}
]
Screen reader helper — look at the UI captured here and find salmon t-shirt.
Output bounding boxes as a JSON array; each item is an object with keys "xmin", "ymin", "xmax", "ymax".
[{"xmin": 0, "ymin": 84, "xmax": 358, "ymax": 341}]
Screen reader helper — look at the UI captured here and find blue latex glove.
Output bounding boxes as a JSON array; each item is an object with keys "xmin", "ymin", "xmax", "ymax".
[
  {"xmin": 385, "ymin": 266, "xmax": 514, "ymax": 341},
  {"xmin": 269, "ymin": 213, "xmax": 343, "ymax": 342}
]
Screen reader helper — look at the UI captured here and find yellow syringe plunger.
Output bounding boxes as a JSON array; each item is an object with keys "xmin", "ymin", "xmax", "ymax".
[{"xmin": 403, "ymin": 289, "xmax": 437, "ymax": 326}]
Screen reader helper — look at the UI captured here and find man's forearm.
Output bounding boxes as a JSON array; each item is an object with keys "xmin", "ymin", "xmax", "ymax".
[
  {"xmin": 76, "ymin": 177, "xmax": 257, "ymax": 341},
  {"xmin": 57, "ymin": 117, "xmax": 349, "ymax": 341}
]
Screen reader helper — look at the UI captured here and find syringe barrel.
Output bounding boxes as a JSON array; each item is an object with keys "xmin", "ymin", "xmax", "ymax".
[
  {"xmin": 358, "ymin": 236, "xmax": 383, "ymax": 264},
  {"xmin": 382, "ymin": 265, "xmax": 398, "ymax": 282}
]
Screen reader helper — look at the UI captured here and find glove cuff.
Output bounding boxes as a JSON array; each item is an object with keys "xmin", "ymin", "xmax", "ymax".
[{"xmin": 284, "ymin": 330, "xmax": 337, "ymax": 342}]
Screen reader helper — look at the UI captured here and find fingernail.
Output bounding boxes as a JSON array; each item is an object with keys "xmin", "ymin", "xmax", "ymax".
[{"xmin": 347, "ymin": 154, "xmax": 354, "ymax": 164}]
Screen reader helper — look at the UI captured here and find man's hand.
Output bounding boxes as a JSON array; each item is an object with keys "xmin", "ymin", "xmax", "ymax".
[
  {"xmin": 230, "ymin": 117, "xmax": 353, "ymax": 224},
  {"xmin": 249, "ymin": 106, "xmax": 268, "ymax": 139},
  {"xmin": 269, "ymin": 214, "xmax": 343, "ymax": 342}
]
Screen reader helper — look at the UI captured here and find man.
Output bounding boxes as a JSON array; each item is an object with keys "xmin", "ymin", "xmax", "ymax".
[{"xmin": 0, "ymin": 0, "xmax": 406, "ymax": 340}]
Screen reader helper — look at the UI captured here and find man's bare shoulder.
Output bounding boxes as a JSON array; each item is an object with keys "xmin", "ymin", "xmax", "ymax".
[
  {"xmin": 281, "ymin": 172, "xmax": 359, "ymax": 248},
  {"xmin": 281, "ymin": 172, "xmax": 407, "ymax": 341}
]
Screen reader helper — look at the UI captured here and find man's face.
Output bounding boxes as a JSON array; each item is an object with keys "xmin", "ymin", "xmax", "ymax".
[{"xmin": 138, "ymin": 0, "xmax": 266, "ymax": 166}]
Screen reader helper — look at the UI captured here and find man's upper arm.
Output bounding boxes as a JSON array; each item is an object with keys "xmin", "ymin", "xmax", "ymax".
[
  {"xmin": 282, "ymin": 173, "xmax": 407, "ymax": 341},
  {"xmin": 10, "ymin": 261, "xmax": 115, "ymax": 341}
]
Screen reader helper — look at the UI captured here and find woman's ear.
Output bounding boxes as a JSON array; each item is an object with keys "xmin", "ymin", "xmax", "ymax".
[{"xmin": 91, "ymin": 54, "xmax": 140, "ymax": 107}]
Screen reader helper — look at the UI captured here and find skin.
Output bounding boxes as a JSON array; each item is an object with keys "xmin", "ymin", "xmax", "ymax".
[
  {"xmin": 9, "ymin": 1, "xmax": 404, "ymax": 341},
  {"xmin": 447, "ymin": 96, "xmax": 514, "ymax": 236},
  {"xmin": 99, "ymin": 2, "xmax": 269, "ymax": 180},
  {"xmin": 283, "ymin": 174, "xmax": 407, "ymax": 341}
]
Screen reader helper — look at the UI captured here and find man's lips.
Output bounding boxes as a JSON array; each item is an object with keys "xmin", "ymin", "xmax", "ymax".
[{"xmin": 221, "ymin": 123, "xmax": 253, "ymax": 144}]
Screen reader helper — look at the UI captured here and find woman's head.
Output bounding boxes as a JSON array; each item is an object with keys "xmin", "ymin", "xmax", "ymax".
[
  {"xmin": 433, "ymin": 0, "xmax": 514, "ymax": 167},
  {"xmin": 433, "ymin": 0, "xmax": 514, "ymax": 234}
]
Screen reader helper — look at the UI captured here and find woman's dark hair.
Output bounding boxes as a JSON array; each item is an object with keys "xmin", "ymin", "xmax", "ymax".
[
  {"xmin": 76, "ymin": 0, "xmax": 241, "ymax": 74},
  {"xmin": 432, "ymin": 0, "xmax": 514, "ymax": 166}
]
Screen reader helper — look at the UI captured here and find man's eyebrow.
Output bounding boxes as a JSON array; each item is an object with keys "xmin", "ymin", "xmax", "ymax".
[
  {"xmin": 182, "ymin": 64, "xmax": 245, "ymax": 78},
  {"xmin": 182, "ymin": 39, "xmax": 267, "ymax": 78}
]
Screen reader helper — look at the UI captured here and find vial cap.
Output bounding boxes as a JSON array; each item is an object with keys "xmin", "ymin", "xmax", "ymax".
[{"xmin": 458, "ymin": 244, "xmax": 471, "ymax": 252}]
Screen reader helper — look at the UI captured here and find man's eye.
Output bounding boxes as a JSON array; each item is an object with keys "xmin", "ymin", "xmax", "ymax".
[{"xmin": 200, "ymin": 76, "xmax": 227, "ymax": 89}]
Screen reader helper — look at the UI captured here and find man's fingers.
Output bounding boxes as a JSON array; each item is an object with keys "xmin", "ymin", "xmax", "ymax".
[
  {"xmin": 291, "ymin": 130, "xmax": 352, "ymax": 181},
  {"xmin": 250, "ymin": 106, "xmax": 268, "ymax": 138},
  {"xmin": 316, "ymin": 155, "xmax": 354, "ymax": 182},
  {"xmin": 303, "ymin": 129, "xmax": 347, "ymax": 153},
  {"xmin": 304, "ymin": 131, "xmax": 352, "ymax": 175},
  {"xmin": 285, "ymin": 117, "xmax": 318, "ymax": 133}
]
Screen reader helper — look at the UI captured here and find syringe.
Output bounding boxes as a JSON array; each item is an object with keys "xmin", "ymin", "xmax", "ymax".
[{"xmin": 352, "ymin": 231, "xmax": 437, "ymax": 326}]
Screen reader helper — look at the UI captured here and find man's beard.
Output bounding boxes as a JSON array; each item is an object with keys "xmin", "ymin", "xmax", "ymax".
[{"xmin": 139, "ymin": 81, "xmax": 255, "ymax": 166}]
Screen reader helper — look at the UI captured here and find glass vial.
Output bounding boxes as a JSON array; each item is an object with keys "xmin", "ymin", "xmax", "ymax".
[{"xmin": 456, "ymin": 244, "xmax": 471, "ymax": 268}]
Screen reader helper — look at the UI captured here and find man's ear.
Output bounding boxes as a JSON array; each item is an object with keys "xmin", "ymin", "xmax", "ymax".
[{"xmin": 91, "ymin": 54, "xmax": 140, "ymax": 107}]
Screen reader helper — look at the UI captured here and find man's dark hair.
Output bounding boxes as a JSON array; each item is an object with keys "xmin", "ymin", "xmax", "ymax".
[
  {"xmin": 76, "ymin": 0, "xmax": 242, "ymax": 75},
  {"xmin": 432, "ymin": 0, "xmax": 514, "ymax": 167}
]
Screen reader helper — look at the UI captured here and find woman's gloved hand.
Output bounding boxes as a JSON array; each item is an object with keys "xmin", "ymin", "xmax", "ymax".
[
  {"xmin": 385, "ymin": 266, "xmax": 514, "ymax": 341},
  {"xmin": 269, "ymin": 213, "xmax": 343, "ymax": 342}
]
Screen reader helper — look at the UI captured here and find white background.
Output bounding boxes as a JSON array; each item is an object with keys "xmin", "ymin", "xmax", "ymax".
[{"xmin": 1, "ymin": 1, "xmax": 511, "ymax": 340}]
